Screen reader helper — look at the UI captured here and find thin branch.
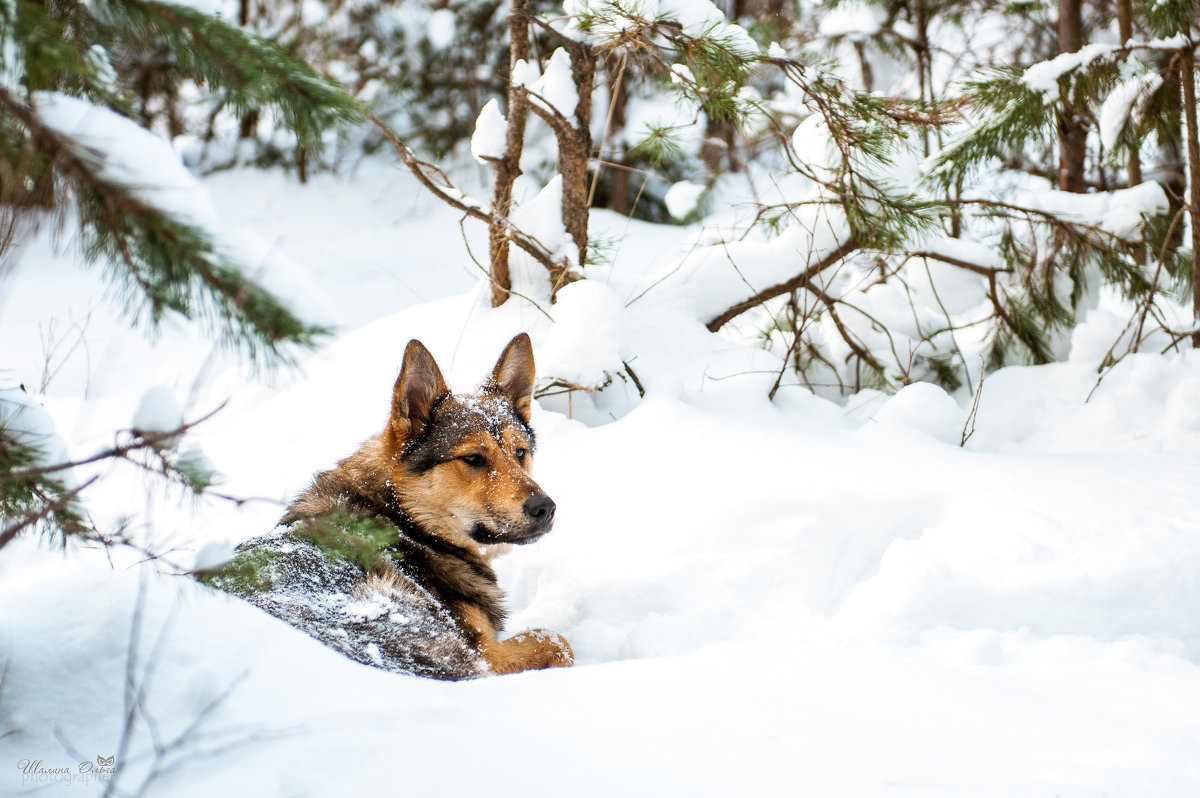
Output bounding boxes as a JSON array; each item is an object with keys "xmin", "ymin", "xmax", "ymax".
[
  {"xmin": 706, "ymin": 237, "xmax": 861, "ymax": 332},
  {"xmin": 3, "ymin": 403, "xmax": 226, "ymax": 482},
  {"xmin": 365, "ymin": 112, "xmax": 579, "ymax": 290}
]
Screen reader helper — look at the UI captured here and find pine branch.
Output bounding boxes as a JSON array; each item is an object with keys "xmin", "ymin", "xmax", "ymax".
[
  {"xmin": 3, "ymin": 403, "xmax": 225, "ymax": 483},
  {"xmin": 0, "ymin": 86, "xmax": 329, "ymax": 364},
  {"xmin": 97, "ymin": 0, "xmax": 361, "ymax": 150}
]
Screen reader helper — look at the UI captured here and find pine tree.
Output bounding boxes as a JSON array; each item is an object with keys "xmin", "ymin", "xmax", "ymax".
[{"xmin": 0, "ymin": 0, "xmax": 360, "ymax": 548}]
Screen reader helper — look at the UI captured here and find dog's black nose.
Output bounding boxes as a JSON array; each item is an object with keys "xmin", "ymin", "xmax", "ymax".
[{"xmin": 523, "ymin": 495, "xmax": 556, "ymax": 526}]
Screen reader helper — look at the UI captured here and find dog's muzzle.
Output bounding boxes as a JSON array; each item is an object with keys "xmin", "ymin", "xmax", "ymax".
[
  {"xmin": 523, "ymin": 494, "xmax": 556, "ymax": 530},
  {"xmin": 470, "ymin": 494, "xmax": 556, "ymax": 545}
]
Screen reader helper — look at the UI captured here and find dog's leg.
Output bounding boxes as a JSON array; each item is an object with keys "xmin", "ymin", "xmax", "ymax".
[{"xmin": 460, "ymin": 606, "xmax": 574, "ymax": 675}]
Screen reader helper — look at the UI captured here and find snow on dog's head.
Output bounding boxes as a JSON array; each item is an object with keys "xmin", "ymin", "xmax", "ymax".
[{"xmin": 386, "ymin": 334, "xmax": 556, "ymax": 549}]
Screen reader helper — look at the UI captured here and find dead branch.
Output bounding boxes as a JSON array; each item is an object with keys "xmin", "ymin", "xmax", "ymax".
[
  {"xmin": 707, "ymin": 237, "xmax": 861, "ymax": 332},
  {"xmin": 365, "ymin": 112, "xmax": 581, "ymax": 294}
]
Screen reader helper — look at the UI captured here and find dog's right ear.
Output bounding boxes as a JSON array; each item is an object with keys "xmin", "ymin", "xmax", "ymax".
[{"xmin": 389, "ymin": 340, "xmax": 449, "ymax": 444}]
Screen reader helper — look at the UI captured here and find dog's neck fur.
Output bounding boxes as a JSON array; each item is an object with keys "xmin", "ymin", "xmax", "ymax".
[{"xmin": 279, "ymin": 433, "xmax": 508, "ymax": 634}]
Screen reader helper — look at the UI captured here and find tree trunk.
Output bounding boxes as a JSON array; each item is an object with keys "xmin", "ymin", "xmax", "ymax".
[
  {"xmin": 734, "ymin": 0, "xmax": 784, "ymax": 19},
  {"xmin": 1181, "ymin": 47, "xmax": 1200, "ymax": 347},
  {"xmin": 561, "ymin": 45, "xmax": 595, "ymax": 270},
  {"xmin": 604, "ymin": 58, "xmax": 631, "ymax": 216},
  {"xmin": 1116, "ymin": 0, "xmax": 1142, "ymax": 187},
  {"xmin": 1056, "ymin": 0, "xmax": 1087, "ymax": 192},
  {"xmin": 488, "ymin": 0, "xmax": 532, "ymax": 307},
  {"xmin": 915, "ymin": 0, "xmax": 931, "ymax": 158}
]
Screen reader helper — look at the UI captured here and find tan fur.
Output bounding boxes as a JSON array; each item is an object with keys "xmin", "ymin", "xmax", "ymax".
[
  {"xmin": 279, "ymin": 334, "xmax": 572, "ymax": 677},
  {"xmin": 459, "ymin": 605, "xmax": 574, "ymax": 675},
  {"xmin": 386, "ymin": 424, "xmax": 543, "ymax": 552}
]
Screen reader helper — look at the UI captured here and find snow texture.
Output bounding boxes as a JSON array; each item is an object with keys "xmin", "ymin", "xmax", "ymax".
[
  {"xmin": 1021, "ymin": 181, "xmax": 1168, "ymax": 236},
  {"xmin": 819, "ymin": 2, "xmax": 886, "ymax": 39},
  {"xmin": 32, "ymin": 92, "xmax": 331, "ymax": 330},
  {"xmin": 426, "ymin": 9, "xmax": 456, "ymax": 49},
  {"xmin": 3, "ymin": 162, "xmax": 1200, "ymax": 797},
  {"xmin": 511, "ymin": 58, "xmax": 539, "ymax": 88},
  {"xmin": 664, "ymin": 180, "xmax": 705, "ymax": 220},
  {"xmin": 1021, "ymin": 43, "xmax": 1116, "ymax": 97},
  {"xmin": 529, "ymin": 48, "xmax": 578, "ymax": 121},
  {"xmin": 0, "ymin": 382, "xmax": 71, "ymax": 479},
  {"xmin": 35, "ymin": 92, "xmax": 218, "ymax": 229},
  {"xmin": 132, "ymin": 385, "xmax": 183, "ymax": 434},
  {"xmin": 216, "ymin": 531, "xmax": 488, "ymax": 680},
  {"xmin": 471, "ymin": 98, "xmax": 507, "ymax": 163},
  {"xmin": 1099, "ymin": 70, "xmax": 1162, "ymax": 151}
]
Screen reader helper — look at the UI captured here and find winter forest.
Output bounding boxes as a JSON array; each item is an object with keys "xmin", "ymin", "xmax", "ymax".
[{"xmin": 2, "ymin": 0, "xmax": 1200, "ymax": 793}]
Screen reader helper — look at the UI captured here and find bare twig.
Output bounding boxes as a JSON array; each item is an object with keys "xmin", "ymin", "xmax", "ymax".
[
  {"xmin": 960, "ymin": 359, "xmax": 985, "ymax": 447},
  {"xmin": 3, "ymin": 403, "xmax": 227, "ymax": 482},
  {"xmin": 706, "ymin": 237, "xmax": 861, "ymax": 332},
  {"xmin": 365, "ymin": 112, "xmax": 580, "ymax": 293}
]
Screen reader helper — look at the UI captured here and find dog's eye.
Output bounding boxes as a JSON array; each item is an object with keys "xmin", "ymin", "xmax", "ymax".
[
  {"xmin": 461, "ymin": 453, "xmax": 487, "ymax": 468},
  {"xmin": 514, "ymin": 447, "xmax": 527, "ymax": 462}
]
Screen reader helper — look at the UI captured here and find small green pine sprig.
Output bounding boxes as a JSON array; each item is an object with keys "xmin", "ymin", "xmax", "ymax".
[
  {"xmin": 0, "ymin": 423, "xmax": 91, "ymax": 549},
  {"xmin": 924, "ymin": 69, "xmax": 1053, "ymax": 194},
  {"xmin": 1139, "ymin": 0, "xmax": 1199, "ymax": 39},
  {"xmin": 290, "ymin": 511, "xmax": 403, "ymax": 574},
  {"xmin": 197, "ymin": 547, "xmax": 276, "ymax": 594},
  {"xmin": 798, "ymin": 74, "xmax": 943, "ymax": 250},
  {"xmin": 63, "ymin": 143, "xmax": 331, "ymax": 365}
]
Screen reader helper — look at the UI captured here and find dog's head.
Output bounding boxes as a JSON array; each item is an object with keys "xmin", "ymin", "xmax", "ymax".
[{"xmin": 383, "ymin": 333, "xmax": 555, "ymax": 550}]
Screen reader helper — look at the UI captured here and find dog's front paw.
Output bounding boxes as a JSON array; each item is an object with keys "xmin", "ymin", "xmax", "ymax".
[
  {"xmin": 513, "ymin": 628, "xmax": 574, "ymax": 669},
  {"xmin": 485, "ymin": 628, "xmax": 574, "ymax": 674}
]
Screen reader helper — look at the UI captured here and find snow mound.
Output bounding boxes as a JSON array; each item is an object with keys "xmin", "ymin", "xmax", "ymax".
[
  {"xmin": 471, "ymin": 99, "xmax": 507, "ymax": 163},
  {"xmin": 870, "ymin": 381, "xmax": 966, "ymax": 444},
  {"xmin": 132, "ymin": 385, "xmax": 183, "ymax": 434}
]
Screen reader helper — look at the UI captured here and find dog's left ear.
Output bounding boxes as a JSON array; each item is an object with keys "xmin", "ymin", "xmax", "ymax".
[{"xmin": 485, "ymin": 333, "xmax": 536, "ymax": 424}]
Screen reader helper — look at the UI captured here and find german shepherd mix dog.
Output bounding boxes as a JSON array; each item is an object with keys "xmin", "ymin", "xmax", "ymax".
[{"xmin": 219, "ymin": 334, "xmax": 573, "ymax": 680}]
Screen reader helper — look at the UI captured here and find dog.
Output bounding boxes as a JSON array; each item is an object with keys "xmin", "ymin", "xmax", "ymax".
[{"xmin": 215, "ymin": 334, "xmax": 573, "ymax": 680}]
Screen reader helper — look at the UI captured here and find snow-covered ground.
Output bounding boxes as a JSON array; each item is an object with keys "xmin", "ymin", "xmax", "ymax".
[{"xmin": 2, "ymin": 161, "xmax": 1199, "ymax": 796}]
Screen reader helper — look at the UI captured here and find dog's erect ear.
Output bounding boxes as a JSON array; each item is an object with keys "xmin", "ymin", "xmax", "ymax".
[
  {"xmin": 486, "ymin": 333, "xmax": 536, "ymax": 424},
  {"xmin": 390, "ymin": 340, "xmax": 449, "ymax": 442}
]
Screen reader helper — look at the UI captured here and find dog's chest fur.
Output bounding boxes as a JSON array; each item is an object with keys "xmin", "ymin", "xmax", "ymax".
[{"xmin": 282, "ymin": 435, "xmax": 509, "ymax": 635}]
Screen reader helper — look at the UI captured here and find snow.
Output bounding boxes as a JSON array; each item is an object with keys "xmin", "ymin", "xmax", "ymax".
[
  {"xmin": 131, "ymin": 386, "xmax": 183, "ymax": 434},
  {"xmin": 426, "ymin": 9, "xmax": 456, "ymax": 50},
  {"xmin": 31, "ymin": 92, "xmax": 331, "ymax": 331},
  {"xmin": 510, "ymin": 58, "xmax": 539, "ymax": 88},
  {"xmin": 654, "ymin": 206, "xmax": 849, "ymax": 322},
  {"xmin": 659, "ymin": 0, "xmax": 726, "ymax": 34},
  {"xmin": 0, "ymin": 382, "xmax": 71, "ymax": 478},
  {"xmin": 912, "ymin": 234, "xmax": 1005, "ymax": 272},
  {"xmin": 536, "ymin": 281, "xmax": 627, "ymax": 388},
  {"xmin": 1021, "ymin": 43, "xmax": 1116, "ymax": 96},
  {"xmin": 564, "ymin": 0, "xmax": 757, "ymax": 58},
  {"xmin": 512, "ymin": 174, "xmax": 576, "ymax": 276},
  {"xmin": 669, "ymin": 62, "xmax": 695, "ymax": 85},
  {"xmin": 471, "ymin": 98, "xmax": 507, "ymax": 163},
  {"xmin": 819, "ymin": 2, "xmax": 886, "ymax": 40},
  {"xmin": 2, "ymin": 163, "xmax": 1200, "ymax": 796},
  {"xmin": 664, "ymin": 180, "xmax": 705, "ymax": 219},
  {"xmin": 1021, "ymin": 181, "xmax": 1168, "ymax": 236},
  {"xmin": 529, "ymin": 48, "xmax": 578, "ymax": 121},
  {"xmin": 35, "ymin": 92, "xmax": 218, "ymax": 229},
  {"xmin": 192, "ymin": 540, "xmax": 234, "ymax": 571},
  {"xmin": 1099, "ymin": 70, "xmax": 1162, "ymax": 151}
]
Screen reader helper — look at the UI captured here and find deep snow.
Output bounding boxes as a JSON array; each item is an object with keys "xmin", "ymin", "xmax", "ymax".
[{"xmin": 1, "ymin": 161, "xmax": 1199, "ymax": 796}]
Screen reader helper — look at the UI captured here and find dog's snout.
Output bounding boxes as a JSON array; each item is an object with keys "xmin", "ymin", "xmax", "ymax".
[{"xmin": 523, "ymin": 495, "xmax": 556, "ymax": 526}]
